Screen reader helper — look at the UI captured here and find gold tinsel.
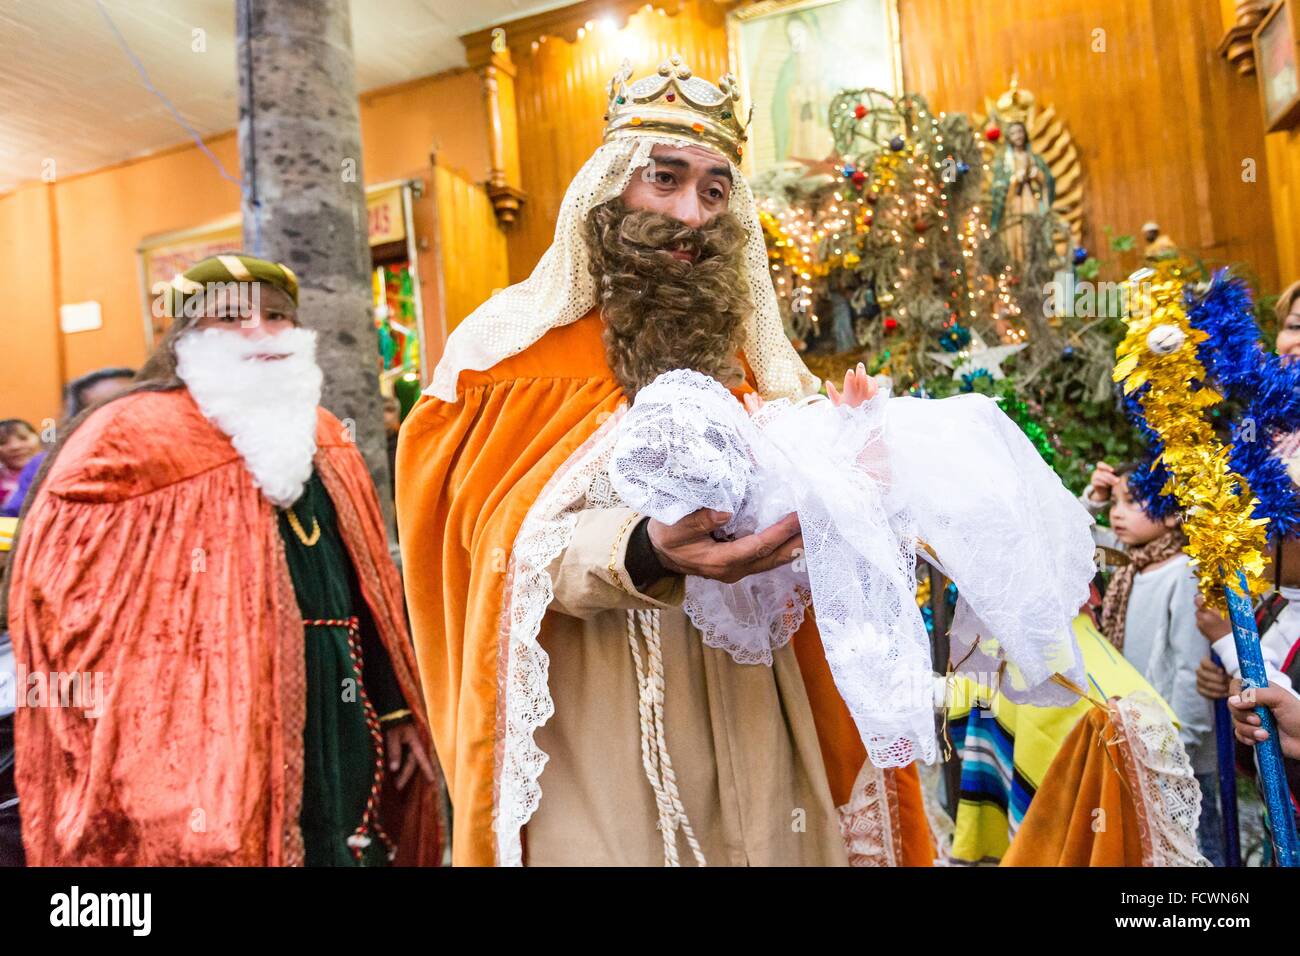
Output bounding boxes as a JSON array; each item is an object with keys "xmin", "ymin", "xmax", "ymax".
[{"xmin": 1112, "ymin": 270, "xmax": 1270, "ymax": 611}]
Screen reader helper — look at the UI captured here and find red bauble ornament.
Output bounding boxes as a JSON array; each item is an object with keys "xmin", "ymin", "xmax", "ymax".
[
  {"xmin": 854, "ymin": 103, "xmax": 868, "ymax": 119},
  {"xmin": 883, "ymin": 317, "xmax": 899, "ymax": 332},
  {"xmin": 985, "ymin": 126, "xmax": 1002, "ymax": 142},
  {"xmin": 850, "ymin": 170, "xmax": 867, "ymax": 186},
  {"xmin": 912, "ymin": 220, "xmax": 929, "ymax": 234}
]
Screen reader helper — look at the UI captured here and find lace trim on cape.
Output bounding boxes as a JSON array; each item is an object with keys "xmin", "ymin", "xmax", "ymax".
[
  {"xmin": 1108, "ymin": 692, "xmax": 1210, "ymax": 867},
  {"xmin": 493, "ymin": 408, "xmax": 627, "ymax": 866},
  {"xmin": 837, "ymin": 759, "xmax": 903, "ymax": 866}
]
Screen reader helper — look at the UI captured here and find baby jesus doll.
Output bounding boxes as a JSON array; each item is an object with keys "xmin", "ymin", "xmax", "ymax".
[{"xmin": 609, "ymin": 366, "xmax": 1096, "ymax": 768}]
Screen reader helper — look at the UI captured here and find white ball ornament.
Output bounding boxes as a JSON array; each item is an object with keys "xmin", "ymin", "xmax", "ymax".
[{"xmin": 1146, "ymin": 324, "xmax": 1186, "ymax": 355}]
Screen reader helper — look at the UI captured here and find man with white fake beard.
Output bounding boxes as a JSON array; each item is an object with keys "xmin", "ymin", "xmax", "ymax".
[{"xmin": 5, "ymin": 254, "xmax": 444, "ymax": 866}]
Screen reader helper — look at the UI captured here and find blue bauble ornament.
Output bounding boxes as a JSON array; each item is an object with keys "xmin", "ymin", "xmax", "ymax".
[
  {"xmin": 1072, "ymin": 246, "xmax": 1088, "ymax": 265},
  {"xmin": 889, "ymin": 136, "xmax": 905, "ymax": 152},
  {"xmin": 842, "ymin": 165, "xmax": 856, "ymax": 178},
  {"xmin": 956, "ymin": 161, "xmax": 970, "ymax": 175},
  {"xmin": 1062, "ymin": 345, "xmax": 1076, "ymax": 359}
]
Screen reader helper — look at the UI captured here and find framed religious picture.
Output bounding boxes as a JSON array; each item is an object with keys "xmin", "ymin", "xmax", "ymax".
[
  {"xmin": 727, "ymin": 0, "xmax": 902, "ymax": 176},
  {"xmin": 1255, "ymin": 0, "xmax": 1300, "ymax": 133}
]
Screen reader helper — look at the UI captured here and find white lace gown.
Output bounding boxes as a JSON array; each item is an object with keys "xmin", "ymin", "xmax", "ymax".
[{"xmin": 609, "ymin": 369, "xmax": 1095, "ymax": 769}]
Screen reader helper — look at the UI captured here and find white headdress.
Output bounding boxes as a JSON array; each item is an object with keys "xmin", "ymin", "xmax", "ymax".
[{"xmin": 427, "ymin": 56, "xmax": 819, "ymax": 403}]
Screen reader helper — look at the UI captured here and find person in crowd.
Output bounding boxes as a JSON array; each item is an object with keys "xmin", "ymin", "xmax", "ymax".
[
  {"xmin": 62, "ymin": 366, "xmax": 136, "ymax": 421},
  {"xmin": 0, "ymin": 421, "xmax": 40, "ymax": 509},
  {"xmin": 1196, "ymin": 284, "xmax": 1300, "ymax": 707},
  {"xmin": 1085, "ymin": 460, "xmax": 1221, "ymax": 864},
  {"xmin": 0, "ymin": 516, "xmax": 19, "ymax": 866},
  {"xmin": 2, "ymin": 368, "xmax": 138, "ymax": 519}
]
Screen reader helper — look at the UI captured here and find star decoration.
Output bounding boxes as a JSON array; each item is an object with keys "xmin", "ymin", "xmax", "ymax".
[{"xmin": 927, "ymin": 330, "xmax": 1025, "ymax": 380}]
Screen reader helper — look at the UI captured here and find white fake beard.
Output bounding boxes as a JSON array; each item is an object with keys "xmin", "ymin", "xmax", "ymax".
[{"xmin": 175, "ymin": 326, "xmax": 323, "ymax": 508}]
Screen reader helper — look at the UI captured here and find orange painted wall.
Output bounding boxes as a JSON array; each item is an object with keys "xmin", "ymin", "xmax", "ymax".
[
  {"xmin": 52, "ymin": 133, "xmax": 242, "ymax": 387},
  {"xmin": 0, "ymin": 184, "xmax": 63, "ymax": 427},
  {"xmin": 0, "ymin": 68, "xmax": 493, "ymax": 423}
]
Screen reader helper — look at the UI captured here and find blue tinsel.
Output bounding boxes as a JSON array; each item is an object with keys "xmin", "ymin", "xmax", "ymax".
[
  {"xmin": 1184, "ymin": 271, "xmax": 1300, "ymax": 540},
  {"xmin": 1120, "ymin": 385, "xmax": 1181, "ymax": 519}
]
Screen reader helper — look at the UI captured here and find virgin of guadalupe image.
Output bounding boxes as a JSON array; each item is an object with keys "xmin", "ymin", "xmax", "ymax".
[
  {"xmin": 771, "ymin": 12, "xmax": 833, "ymax": 162},
  {"xmin": 989, "ymin": 82, "xmax": 1055, "ymax": 265}
]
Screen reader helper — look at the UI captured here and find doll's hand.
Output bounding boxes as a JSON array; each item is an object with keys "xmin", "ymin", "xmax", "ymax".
[{"xmin": 827, "ymin": 363, "xmax": 877, "ymax": 408}]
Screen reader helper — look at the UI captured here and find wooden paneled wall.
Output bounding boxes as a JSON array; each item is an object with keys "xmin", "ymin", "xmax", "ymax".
[
  {"xmin": 899, "ymin": 0, "xmax": 1278, "ymax": 289},
  {"xmin": 492, "ymin": 0, "xmax": 1280, "ymax": 291},
  {"xmin": 434, "ymin": 164, "xmax": 510, "ymax": 334},
  {"xmin": 1267, "ymin": 128, "xmax": 1300, "ymax": 287}
]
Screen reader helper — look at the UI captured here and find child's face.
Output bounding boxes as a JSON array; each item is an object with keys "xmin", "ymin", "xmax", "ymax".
[
  {"xmin": 1109, "ymin": 476, "xmax": 1173, "ymax": 546},
  {"xmin": 0, "ymin": 425, "xmax": 38, "ymax": 470}
]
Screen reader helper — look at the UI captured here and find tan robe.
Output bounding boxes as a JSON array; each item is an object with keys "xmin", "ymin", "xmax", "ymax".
[{"xmin": 525, "ymin": 507, "xmax": 849, "ymax": 866}]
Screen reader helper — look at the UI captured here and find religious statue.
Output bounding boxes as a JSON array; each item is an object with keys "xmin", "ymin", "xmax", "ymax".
[
  {"xmin": 988, "ymin": 80, "xmax": 1056, "ymax": 266},
  {"xmin": 1142, "ymin": 220, "xmax": 1178, "ymax": 262}
]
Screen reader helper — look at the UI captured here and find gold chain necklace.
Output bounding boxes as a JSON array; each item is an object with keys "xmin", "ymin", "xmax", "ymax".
[{"xmin": 285, "ymin": 507, "xmax": 321, "ymax": 547}]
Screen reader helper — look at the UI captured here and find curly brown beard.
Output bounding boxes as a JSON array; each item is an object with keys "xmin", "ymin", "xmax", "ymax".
[{"xmin": 583, "ymin": 197, "xmax": 752, "ymax": 398}]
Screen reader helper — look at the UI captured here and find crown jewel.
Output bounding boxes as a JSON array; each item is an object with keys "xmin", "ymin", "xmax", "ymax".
[{"xmin": 602, "ymin": 54, "xmax": 749, "ymax": 165}]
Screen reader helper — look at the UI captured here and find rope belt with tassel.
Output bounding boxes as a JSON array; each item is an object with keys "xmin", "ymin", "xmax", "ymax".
[
  {"xmin": 302, "ymin": 615, "xmax": 395, "ymax": 863},
  {"xmin": 625, "ymin": 608, "xmax": 706, "ymax": 867}
]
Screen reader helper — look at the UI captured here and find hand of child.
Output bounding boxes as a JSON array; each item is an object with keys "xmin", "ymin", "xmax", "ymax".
[
  {"xmin": 742, "ymin": 391, "xmax": 764, "ymax": 416},
  {"xmin": 1194, "ymin": 593, "xmax": 1232, "ymax": 642},
  {"xmin": 827, "ymin": 363, "xmax": 878, "ymax": 409},
  {"xmin": 1196, "ymin": 656, "xmax": 1231, "ymax": 700},
  {"xmin": 1227, "ymin": 679, "xmax": 1300, "ymax": 760},
  {"xmin": 1085, "ymin": 461, "xmax": 1119, "ymax": 504}
]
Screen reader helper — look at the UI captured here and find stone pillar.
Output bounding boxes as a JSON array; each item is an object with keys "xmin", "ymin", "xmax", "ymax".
[{"xmin": 236, "ymin": 0, "xmax": 394, "ymax": 532}]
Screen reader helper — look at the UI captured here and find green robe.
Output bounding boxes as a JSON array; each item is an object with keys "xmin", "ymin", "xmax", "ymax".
[{"xmin": 279, "ymin": 471, "xmax": 405, "ymax": 867}]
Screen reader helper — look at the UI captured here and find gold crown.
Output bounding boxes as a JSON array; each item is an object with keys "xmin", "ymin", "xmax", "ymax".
[
  {"xmin": 994, "ymin": 75, "xmax": 1036, "ymax": 127},
  {"xmin": 602, "ymin": 55, "xmax": 749, "ymax": 165}
]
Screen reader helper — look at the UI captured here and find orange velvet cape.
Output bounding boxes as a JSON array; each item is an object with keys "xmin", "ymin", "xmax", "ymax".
[
  {"xmin": 397, "ymin": 312, "xmax": 933, "ymax": 865},
  {"xmin": 8, "ymin": 389, "xmax": 442, "ymax": 866},
  {"xmin": 1001, "ymin": 707, "xmax": 1147, "ymax": 866}
]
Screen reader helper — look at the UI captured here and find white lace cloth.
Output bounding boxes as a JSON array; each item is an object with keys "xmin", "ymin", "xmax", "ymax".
[{"xmin": 609, "ymin": 369, "xmax": 1094, "ymax": 768}]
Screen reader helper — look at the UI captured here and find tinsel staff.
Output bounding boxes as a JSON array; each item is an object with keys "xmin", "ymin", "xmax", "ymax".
[{"xmin": 1114, "ymin": 267, "xmax": 1299, "ymax": 867}]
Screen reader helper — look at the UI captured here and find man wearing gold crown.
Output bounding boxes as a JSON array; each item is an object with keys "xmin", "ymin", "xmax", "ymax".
[
  {"xmin": 397, "ymin": 57, "xmax": 935, "ymax": 866},
  {"xmin": 5, "ymin": 254, "xmax": 444, "ymax": 866}
]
